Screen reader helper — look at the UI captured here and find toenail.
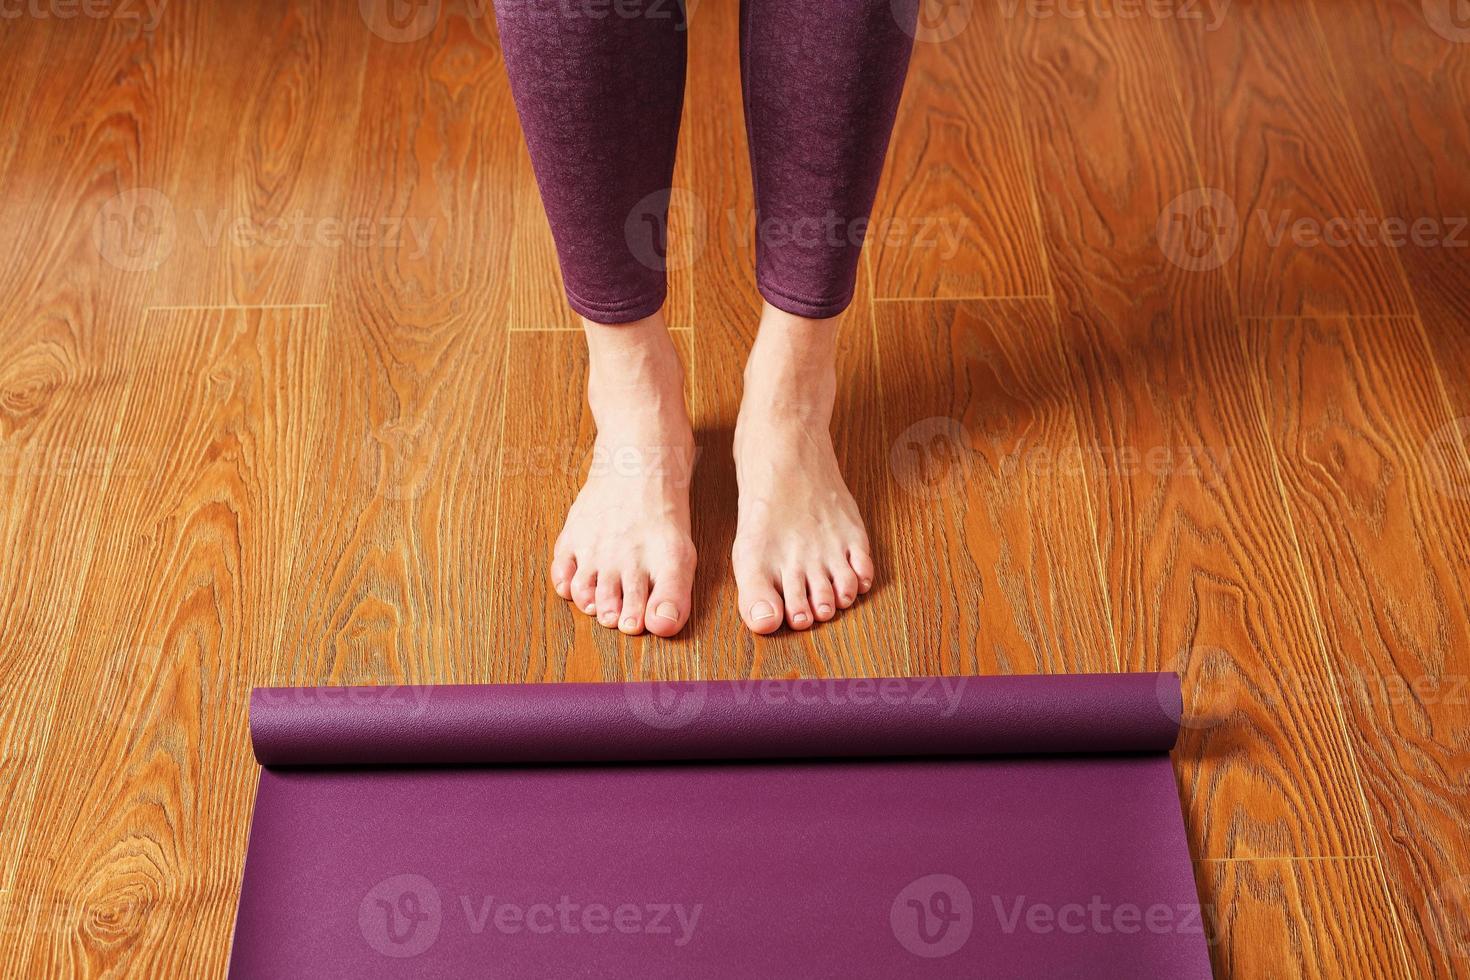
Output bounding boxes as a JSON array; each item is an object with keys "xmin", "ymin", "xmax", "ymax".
[
  {"xmin": 621, "ymin": 616, "xmax": 638, "ymax": 631},
  {"xmin": 818, "ymin": 604, "xmax": 833, "ymax": 616},
  {"xmin": 653, "ymin": 601, "xmax": 679, "ymax": 622},
  {"xmin": 752, "ymin": 601, "xmax": 776, "ymax": 621},
  {"xmin": 600, "ymin": 612, "xmax": 617, "ymax": 625},
  {"xmin": 584, "ymin": 603, "xmax": 597, "ymax": 614},
  {"xmin": 792, "ymin": 612, "xmax": 809, "ymax": 625},
  {"xmin": 861, "ymin": 579, "xmax": 872, "ymax": 590}
]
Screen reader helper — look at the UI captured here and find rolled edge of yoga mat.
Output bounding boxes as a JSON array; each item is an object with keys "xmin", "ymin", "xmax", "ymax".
[{"xmin": 250, "ymin": 673, "xmax": 1182, "ymax": 766}]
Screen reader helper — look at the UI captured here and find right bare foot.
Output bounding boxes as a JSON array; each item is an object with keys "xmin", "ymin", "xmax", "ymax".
[{"xmin": 551, "ymin": 311, "xmax": 697, "ymax": 637}]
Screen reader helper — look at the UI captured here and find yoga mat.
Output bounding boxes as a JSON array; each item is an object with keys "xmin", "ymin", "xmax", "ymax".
[{"xmin": 230, "ymin": 675, "xmax": 1212, "ymax": 978}]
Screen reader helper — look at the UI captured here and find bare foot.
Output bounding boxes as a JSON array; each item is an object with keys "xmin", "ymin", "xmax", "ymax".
[
  {"xmin": 551, "ymin": 311, "xmax": 696, "ymax": 637},
  {"xmin": 732, "ymin": 303, "xmax": 874, "ymax": 634}
]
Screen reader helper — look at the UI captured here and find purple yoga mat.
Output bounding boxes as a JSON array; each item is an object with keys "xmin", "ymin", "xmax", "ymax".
[{"xmin": 230, "ymin": 675, "xmax": 1212, "ymax": 978}]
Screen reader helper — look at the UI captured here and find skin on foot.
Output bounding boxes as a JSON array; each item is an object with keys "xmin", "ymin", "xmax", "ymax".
[
  {"xmin": 732, "ymin": 303, "xmax": 874, "ymax": 635},
  {"xmin": 551, "ymin": 312, "xmax": 697, "ymax": 638}
]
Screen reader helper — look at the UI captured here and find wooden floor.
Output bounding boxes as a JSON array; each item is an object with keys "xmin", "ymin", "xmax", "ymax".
[{"xmin": 1, "ymin": 0, "xmax": 1467, "ymax": 975}]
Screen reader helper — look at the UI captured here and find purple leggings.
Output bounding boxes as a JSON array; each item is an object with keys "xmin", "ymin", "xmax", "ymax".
[{"xmin": 494, "ymin": 0, "xmax": 917, "ymax": 323}]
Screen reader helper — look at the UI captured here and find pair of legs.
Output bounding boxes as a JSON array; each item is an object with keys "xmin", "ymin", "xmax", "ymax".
[{"xmin": 495, "ymin": 0, "xmax": 916, "ymax": 636}]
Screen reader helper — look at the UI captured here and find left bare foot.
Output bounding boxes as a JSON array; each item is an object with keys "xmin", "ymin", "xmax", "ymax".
[{"xmin": 731, "ymin": 303, "xmax": 874, "ymax": 634}]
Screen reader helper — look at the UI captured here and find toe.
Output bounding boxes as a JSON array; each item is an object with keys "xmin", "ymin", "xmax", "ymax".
[
  {"xmin": 571, "ymin": 566, "xmax": 598, "ymax": 616},
  {"xmin": 848, "ymin": 546, "xmax": 875, "ymax": 594},
  {"xmin": 646, "ymin": 558, "xmax": 694, "ymax": 638},
  {"xmin": 807, "ymin": 569, "xmax": 837, "ymax": 622},
  {"xmin": 782, "ymin": 569, "xmax": 813, "ymax": 630},
  {"xmin": 595, "ymin": 574, "xmax": 622, "ymax": 629},
  {"xmin": 736, "ymin": 569, "xmax": 785, "ymax": 636},
  {"xmin": 550, "ymin": 553, "xmax": 577, "ymax": 600},
  {"xmin": 831, "ymin": 564, "xmax": 861, "ymax": 609},
  {"xmin": 619, "ymin": 572, "xmax": 650, "ymax": 635}
]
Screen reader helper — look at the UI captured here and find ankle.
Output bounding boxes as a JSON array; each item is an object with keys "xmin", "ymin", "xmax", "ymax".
[
  {"xmin": 583, "ymin": 313, "xmax": 682, "ymax": 392},
  {"xmin": 742, "ymin": 307, "xmax": 838, "ymax": 417}
]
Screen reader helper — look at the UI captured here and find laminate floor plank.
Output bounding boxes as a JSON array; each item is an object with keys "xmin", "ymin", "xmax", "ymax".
[
  {"xmin": 1161, "ymin": 0, "xmax": 1413, "ymax": 316},
  {"xmin": 1248, "ymin": 315, "xmax": 1470, "ymax": 976},
  {"xmin": 869, "ymin": 3, "xmax": 1049, "ymax": 300},
  {"xmin": 874, "ymin": 298, "xmax": 1115, "ymax": 676}
]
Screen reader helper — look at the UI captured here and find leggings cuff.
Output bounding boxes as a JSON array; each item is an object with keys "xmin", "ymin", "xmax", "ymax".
[
  {"xmin": 565, "ymin": 286, "xmax": 666, "ymax": 325},
  {"xmin": 756, "ymin": 279, "xmax": 853, "ymax": 320}
]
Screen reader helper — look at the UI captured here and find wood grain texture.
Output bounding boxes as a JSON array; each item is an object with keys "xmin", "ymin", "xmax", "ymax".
[
  {"xmin": 161, "ymin": 0, "xmax": 371, "ymax": 306},
  {"xmin": 874, "ymin": 298, "xmax": 1115, "ymax": 676},
  {"xmin": 1162, "ymin": 0, "xmax": 1413, "ymax": 316},
  {"xmin": 9, "ymin": 307, "xmax": 327, "ymax": 976},
  {"xmin": 2, "ymin": 0, "xmax": 1467, "ymax": 974},
  {"xmin": 1310, "ymin": 0, "xmax": 1470, "ymax": 411},
  {"xmin": 0, "ymin": 7, "xmax": 207, "ymax": 911},
  {"xmin": 1008, "ymin": 0, "xmax": 1376, "ymax": 862},
  {"xmin": 1247, "ymin": 316, "xmax": 1470, "ymax": 977},
  {"xmin": 869, "ymin": 1, "xmax": 1049, "ymax": 300},
  {"xmin": 1197, "ymin": 857, "xmax": 1406, "ymax": 978}
]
